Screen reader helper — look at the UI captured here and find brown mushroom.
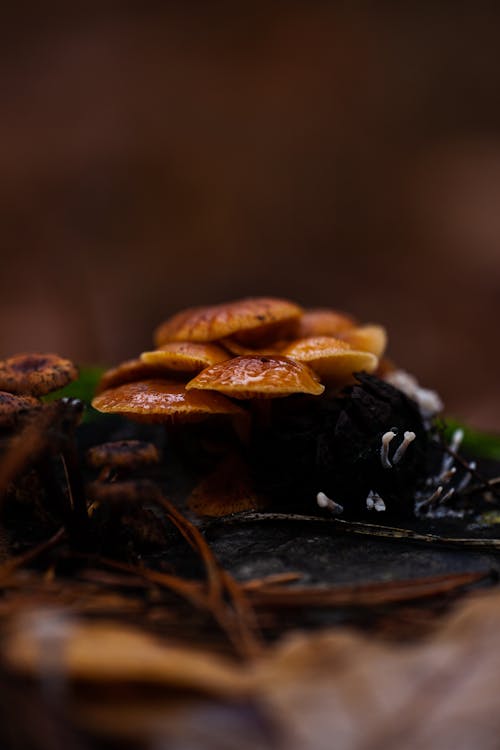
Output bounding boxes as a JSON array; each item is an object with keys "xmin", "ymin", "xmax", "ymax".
[
  {"xmin": 140, "ymin": 341, "xmax": 230, "ymax": 373},
  {"xmin": 95, "ymin": 359, "xmax": 178, "ymax": 395},
  {"xmin": 188, "ymin": 453, "xmax": 264, "ymax": 516},
  {"xmin": 87, "ymin": 478, "xmax": 162, "ymax": 507},
  {"xmin": 337, "ymin": 324, "xmax": 387, "ymax": 358},
  {"xmin": 154, "ymin": 297, "xmax": 302, "ymax": 346},
  {"xmin": 296, "ymin": 309, "xmax": 357, "ymax": 338},
  {"xmin": 92, "ymin": 379, "xmax": 248, "ymax": 422},
  {"xmin": 0, "ymin": 391, "xmax": 40, "ymax": 428},
  {"xmin": 218, "ymin": 337, "xmax": 284, "ymax": 357},
  {"xmin": 0, "ymin": 353, "xmax": 78, "ymax": 396},
  {"xmin": 282, "ymin": 336, "xmax": 378, "ymax": 381},
  {"xmin": 186, "ymin": 355, "xmax": 324, "ymax": 399},
  {"xmin": 86, "ymin": 441, "xmax": 160, "ymax": 472}
]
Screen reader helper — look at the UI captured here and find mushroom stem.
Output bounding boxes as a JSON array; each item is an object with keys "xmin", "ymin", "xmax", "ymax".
[
  {"xmin": 419, "ymin": 485, "xmax": 444, "ymax": 511},
  {"xmin": 316, "ymin": 491, "xmax": 344, "ymax": 515},
  {"xmin": 456, "ymin": 462, "xmax": 476, "ymax": 493},
  {"xmin": 439, "ymin": 428, "xmax": 464, "ymax": 477},
  {"xmin": 366, "ymin": 490, "xmax": 386, "ymax": 512},
  {"xmin": 392, "ymin": 431, "xmax": 416, "ymax": 465},
  {"xmin": 251, "ymin": 400, "xmax": 273, "ymax": 430},
  {"xmin": 380, "ymin": 431, "xmax": 396, "ymax": 470}
]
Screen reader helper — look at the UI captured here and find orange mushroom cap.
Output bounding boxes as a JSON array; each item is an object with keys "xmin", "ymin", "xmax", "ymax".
[
  {"xmin": 0, "ymin": 353, "xmax": 78, "ymax": 396},
  {"xmin": 92, "ymin": 379, "xmax": 247, "ymax": 422},
  {"xmin": 140, "ymin": 342, "xmax": 230, "ymax": 373},
  {"xmin": 282, "ymin": 336, "xmax": 378, "ymax": 381},
  {"xmin": 95, "ymin": 358, "xmax": 183, "ymax": 395},
  {"xmin": 337, "ymin": 324, "xmax": 388, "ymax": 358},
  {"xmin": 296, "ymin": 309, "xmax": 356, "ymax": 338},
  {"xmin": 154, "ymin": 297, "xmax": 302, "ymax": 346},
  {"xmin": 219, "ymin": 337, "xmax": 285, "ymax": 357},
  {"xmin": 186, "ymin": 355, "xmax": 324, "ymax": 399}
]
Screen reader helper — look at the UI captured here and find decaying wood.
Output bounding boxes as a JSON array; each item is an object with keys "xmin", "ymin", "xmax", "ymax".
[{"xmin": 218, "ymin": 510, "xmax": 500, "ymax": 551}]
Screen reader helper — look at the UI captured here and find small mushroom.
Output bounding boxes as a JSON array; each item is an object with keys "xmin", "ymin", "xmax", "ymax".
[
  {"xmin": 86, "ymin": 479, "xmax": 167, "ymax": 550},
  {"xmin": 281, "ymin": 336, "xmax": 378, "ymax": 381},
  {"xmin": 338, "ymin": 324, "xmax": 388, "ymax": 358},
  {"xmin": 188, "ymin": 453, "xmax": 264, "ymax": 516},
  {"xmin": 86, "ymin": 440, "xmax": 160, "ymax": 472},
  {"xmin": 87, "ymin": 478, "xmax": 162, "ymax": 507},
  {"xmin": 140, "ymin": 341, "xmax": 230, "ymax": 373},
  {"xmin": 186, "ymin": 355, "xmax": 324, "ymax": 399},
  {"xmin": 296, "ymin": 309, "xmax": 357, "ymax": 338},
  {"xmin": 92, "ymin": 379, "xmax": 248, "ymax": 422},
  {"xmin": 154, "ymin": 297, "xmax": 302, "ymax": 346},
  {"xmin": 0, "ymin": 353, "xmax": 78, "ymax": 396},
  {"xmin": 95, "ymin": 358, "xmax": 177, "ymax": 394},
  {"xmin": 0, "ymin": 391, "xmax": 40, "ymax": 429}
]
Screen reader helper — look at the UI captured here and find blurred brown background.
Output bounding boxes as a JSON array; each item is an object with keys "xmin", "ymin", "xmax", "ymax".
[{"xmin": 1, "ymin": 4, "xmax": 499, "ymax": 428}]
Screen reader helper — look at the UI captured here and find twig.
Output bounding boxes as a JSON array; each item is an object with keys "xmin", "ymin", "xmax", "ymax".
[
  {"xmin": 217, "ymin": 511, "xmax": 500, "ymax": 552},
  {"xmin": 248, "ymin": 570, "xmax": 493, "ymax": 608},
  {"xmin": 243, "ymin": 572, "xmax": 303, "ymax": 590},
  {"xmin": 97, "ymin": 557, "xmax": 206, "ymax": 610},
  {"xmin": 155, "ymin": 496, "xmax": 223, "ymax": 608},
  {"xmin": 443, "ymin": 447, "xmax": 500, "ymax": 500},
  {"xmin": 154, "ymin": 496, "xmax": 263, "ymax": 658},
  {"xmin": 0, "ymin": 528, "xmax": 66, "ymax": 585}
]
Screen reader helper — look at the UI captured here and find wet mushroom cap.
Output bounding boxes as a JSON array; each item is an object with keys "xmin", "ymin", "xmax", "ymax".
[
  {"xmin": 154, "ymin": 297, "xmax": 302, "ymax": 345},
  {"xmin": 282, "ymin": 336, "xmax": 378, "ymax": 380},
  {"xmin": 140, "ymin": 342, "xmax": 230, "ymax": 373},
  {"xmin": 86, "ymin": 440, "xmax": 160, "ymax": 471},
  {"xmin": 296, "ymin": 309, "xmax": 357, "ymax": 338},
  {"xmin": 0, "ymin": 391, "xmax": 40, "ymax": 427},
  {"xmin": 95, "ymin": 358, "xmax": 183, "ymax": 394},
  {"xmin": 338, "ymin": 325, "xmax": 388, "ymax": 358},
  {"xmin": 92, "ymin": 379, "xmax": 247, "ymax": 422},
  {"xmin": 186, "ymin": 355, "xmax": 324, "ymax": 399},
  {"xmin": 0, "ymin": 353, "xmax": 78, "ymax": 396}
]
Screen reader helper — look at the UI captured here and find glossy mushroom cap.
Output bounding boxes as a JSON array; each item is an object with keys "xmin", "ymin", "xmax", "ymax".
[
  {"xmin": 282, "ymin": 336, "xmax": 378, "ymax": 381},
  {"xmin": 140, "ymin": 342, "xmax": 230, "ymax": 373},
  {"xmin": 296, "ymin": 309, "xmax": 357, "ymax": 338},
  {"xmin": 186, "ymin": 355, "xmax": 324, "ymax": 399},
  {"xmin": 154, "ymin": 297, "xmax": 302, "ymax": 346},
  {"xmin": 95, "ymin": 358, "xmax": 183, "ymax": 395},
  {"xmin": 92, "ymin": 379, "xmax": 247, "ymax": 422},
  {"xmin": 86, "ymin": 440, "xmax": 160, "ymax": 471},
  {"xmin": 338, "ymin": 325, "xmax": 388, "ymax": 358},
  {"xmin": 0, "ymin": 353, "xmax": 78, "ymax": 396}
]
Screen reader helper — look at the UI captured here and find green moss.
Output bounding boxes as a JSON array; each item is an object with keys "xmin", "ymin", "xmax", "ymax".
[
  {"xmin": 43, "ymin": 366, "xmax": 106, "ymax": 422},
  {"xmin": 444, "ymin": 418, "xmax": 500, "ymax": 461}
]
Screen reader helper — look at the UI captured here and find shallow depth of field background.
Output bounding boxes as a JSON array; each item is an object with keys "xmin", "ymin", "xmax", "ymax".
[{"xmin": 1, "ymin": 4, "xmax": 499, "ymax": 428}]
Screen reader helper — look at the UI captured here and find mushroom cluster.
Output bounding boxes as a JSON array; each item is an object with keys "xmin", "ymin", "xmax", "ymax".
[
  {"xmin": 91, "ymin": 298, "xmax": 442, "ymax": 518},
  {"xmin": 93, "ymin": 297, "xmax": 387, "ymax": 422}
]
